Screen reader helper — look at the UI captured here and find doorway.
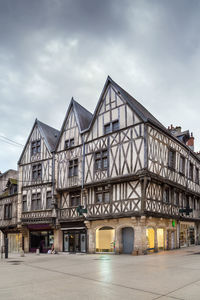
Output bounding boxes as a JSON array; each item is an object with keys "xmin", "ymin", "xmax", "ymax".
[
  {"xmin": 122, "ymin": 227, "xmax": 134, "ymax": 254},
  {"xmin": 96, "ymin": 227, "xmax": 115, "ymax": 252},
  {"xmin": 146, "ymin": 228, "xmax": 155, "ymax": 251},
  {"xmin": 63, "ymin": 230, "xmax": 86, "ymax": 253}
]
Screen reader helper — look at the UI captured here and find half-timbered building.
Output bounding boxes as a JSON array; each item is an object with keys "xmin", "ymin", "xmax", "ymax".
[
  {"xmin": 0, "ymin": 170, "xmax": 21, "ymax": 253},
  {"xmin": 18, "ymin": 119, "xmax": 59, "ymax": 253},
  {"xmin": 54, "ymin": 76, "xmax": 200, "ymax": 254},
  {"xmin": 17, "ymin": 76, "xmax": 200, "ymax": 255}
]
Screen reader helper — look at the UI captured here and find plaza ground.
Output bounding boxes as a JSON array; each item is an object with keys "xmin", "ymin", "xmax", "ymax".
[{"xmin": 1, "ymin": 247, "xmax": 200, "ymax": 299}]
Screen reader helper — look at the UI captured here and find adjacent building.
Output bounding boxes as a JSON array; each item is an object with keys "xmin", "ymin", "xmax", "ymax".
[{"xmin": 1, "ymin": 76, "xmax": 200, "ymax": 255}]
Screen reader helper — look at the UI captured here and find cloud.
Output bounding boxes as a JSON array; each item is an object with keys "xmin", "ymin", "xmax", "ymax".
[{"xmin": 1, "ymin": 0, "xmax": 200, "ymax": 172}]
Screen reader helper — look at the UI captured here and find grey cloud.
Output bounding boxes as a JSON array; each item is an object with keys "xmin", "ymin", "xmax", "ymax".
[{"xmin": 1, "ymin": 0, "xmax": 200, "ymax": 172}]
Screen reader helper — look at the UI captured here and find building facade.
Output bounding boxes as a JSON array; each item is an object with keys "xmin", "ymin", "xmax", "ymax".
[
  {"xmin": 3, "ymin": 76, "xmax": 200, "ymax": 255},
  {"xmin": 0, "ymin": 170, "xmax": 21, "ymax": 253}
]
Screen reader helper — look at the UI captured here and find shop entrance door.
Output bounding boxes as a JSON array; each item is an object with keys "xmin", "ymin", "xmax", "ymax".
[{"xmin": 63, "ymin": 231, "xmax": 86, "ymax": 253}]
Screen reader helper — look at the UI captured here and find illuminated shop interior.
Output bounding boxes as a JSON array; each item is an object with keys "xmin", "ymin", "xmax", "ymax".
[{"xmin": 96, "ymin": 227, "xmax": 115, "ymax": 252}]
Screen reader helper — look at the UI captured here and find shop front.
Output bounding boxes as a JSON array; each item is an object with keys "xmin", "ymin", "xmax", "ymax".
[
  {"xmin": 61, "ymin": 222, "xmax": 87, "ymax": 253},
  {"xmin": 180, "ymin": 221, "xmax": 195, "ymax": 247},
  {"xmin": 28, "ymin": 224, "xmax": 54, "ymax": 253}
]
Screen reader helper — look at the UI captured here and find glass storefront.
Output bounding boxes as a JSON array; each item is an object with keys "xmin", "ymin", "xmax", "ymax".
[
  {"xmin": 30, "ymin": 230, "xmax": 54, "ymax": 253},
  {"xmin": 96, "ymin": 227, "xmax": 115, "ymax": 253},
  {"xmin": 63, "ymin": 230, "xmax": 86, "ymax": 253}
]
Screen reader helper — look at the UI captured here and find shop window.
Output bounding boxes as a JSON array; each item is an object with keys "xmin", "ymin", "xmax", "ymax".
[
  {"xmin": 96, "ymin": 227, "xmax": 115, "ymax": 252},
  {"xmin": 31, "ymin": 193, "xmax": 41, "ymax": 210},
  {"xmin": 46, "ymin": 191, "xmax": 52, "ymax": 209},
  {"xmin": 31, "ymin": 140, "xmax": 41, "ymax": 156},
  {"xmin": 95, "ymin": 186, "xmax": 110, "ymax": 203},
  {"xmin": 95, "ymin": 150, "xmax": 108, "ymax": 171},
  {"xmin": 65, "ymin": 138, "xmax": 74, "ymax": 150},
  {"xmin": 146, "ymin": 228, "xmax": 155, "ymax": 250},
  {"xmin": 32, "ymin": 163, "xmax": 42, "ymax": 180},
  {"xmin": 189, "ymin": 162, "xmax": 193, "ymax": 181},
  {"xmin": 68, "ymin": 159, "xmax": 78, "ymax": 177},
  {"xmin": 70, "ymin": 192, "xmax": 81, "ymax": 207},
  {"xmin": 4, "ymin": 204, "xmax": 12, "ymax": 220},
  {"xmin": 168, "ymin": 148, "xmax": 176, "ymax": 170},
  {"xmin": 179, "ymin": 155, "xmax": 185, "ymax": 175},
  {"xmin": 22, "ymin": 195, "xmax": 27, "ymax": 212}
]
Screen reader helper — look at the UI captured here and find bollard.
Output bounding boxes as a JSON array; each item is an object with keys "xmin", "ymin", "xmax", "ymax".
[
  {"xmin": 36, "ymin": 248, "xmax": 40, "ymax": 255},
  {"xmin": 5, "ymin": 238, "xmax": 8, "ymax": 259}
]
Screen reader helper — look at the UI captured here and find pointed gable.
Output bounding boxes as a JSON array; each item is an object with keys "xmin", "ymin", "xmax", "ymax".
[
  {"xmin": 18, "ymin": 119, "xmax": 59, "ymax": 165},
  {"xmin": 86, "ymin": 76, "xmax": 166, "ymax": 141},
  {"xmin": 56, "ymin": 98, "xmax": 93, "ymax": 151}
]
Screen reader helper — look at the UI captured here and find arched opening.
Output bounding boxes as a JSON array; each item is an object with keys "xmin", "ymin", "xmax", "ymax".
[
  {"xmin": 146, "ymin": 228, "xmax": 155, "ymax": 251},
  {"xmin": 157, "ymin": 228, "xmax": 164, "ymax": 250},
  {"xmin": 96, "ymin": 226, "xmax": 115, "ymax": 253},
  {"xmin": 122, "ymin": 227, "xmax": 134, "ymax": 254}
]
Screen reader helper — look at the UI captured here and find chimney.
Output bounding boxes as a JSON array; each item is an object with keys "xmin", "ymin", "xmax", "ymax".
[
  {"xmin": 168, "ymin": 125, "xmax": 182, "ymax": 134},
  {"xmin": 186, "ymin": 132, "xmax": 194, "ymax": 151}
]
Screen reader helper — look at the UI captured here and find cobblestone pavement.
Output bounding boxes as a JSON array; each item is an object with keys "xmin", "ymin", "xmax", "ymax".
[{"xmin": 1, "ymin": 246, "xmax": 200, "ymax": 300}]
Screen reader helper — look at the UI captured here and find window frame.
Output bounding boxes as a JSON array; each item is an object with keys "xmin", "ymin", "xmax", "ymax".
[
  {"xmin": 31, "ymin": 140, "xmax": 41, "ymax": 156},
  {"xmin": 68, "ymin": 159, "xmax": 78, "ymax": 177},
  {"xmin": 64, "ymin": 138, "xmax": 75, "ymax": 150},
  {"xmin": 168, "ymin": 148, "xmax": 176, "ymax": 170},
  {"xmin": 22, "ymin": 195, "xmax": 27, "ymax": 212},
  {"xmin": 31, "ymin": 193, "xmax": 41, "ymax": 211},
  {"xmin": 46, "ymin": 191, "xmax": 52, "ymax": 209},
  {"xmin": 32, "ymin": 163, "xmax": 42, "ymax": 180},
  {"xmin": 4, "ymin": 203, "xmax": 12, "ymax": 220},
  {"xmin": 195, "ymin": 167, "xmax": 199, "ymax": 185},
  {"xmin": 95, "ymin": 149, "xmax": 108, "ymax": 171},
  {"xmin": 189, "ymin": 162, "xmax": 194, "ymax": 181},
  {"xmin": 104, "ymin": 120, "xmax": 119, "ymax": 135},
  {"xmin": 95, "ymin": 186, "xmax": 111, "ymax": 204},
  {"xmin": 69, "ymin": 192, "xmax": 81, "ymax": 207},
  {"xmin": 163, "ymin": 187, "xmax": 170, "ymax": 204},
  {"xmin": 179, "ymin": 155, "xmax": 185, "ymax": 175}
]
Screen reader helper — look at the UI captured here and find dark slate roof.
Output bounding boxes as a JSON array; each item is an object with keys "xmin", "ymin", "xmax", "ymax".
[
  {"xmin": 108, "ymin": 76, "xmax": 166, "ymax": 130},
  {"xmin": 37, "ymin": 120, "xmax": 60, "ymax": 152},
  {"xmin": 72, "ymin": 99, "xmax": 93, "ymax": 131}
]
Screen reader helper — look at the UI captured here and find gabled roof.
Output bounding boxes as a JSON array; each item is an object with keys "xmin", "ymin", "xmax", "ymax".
[
  {"xmin": 87, "ymin": 76, "xmax": 166, "ymax": 131},
  {"xmin": 55, "ymin": 97, "xmax": 93, "ymax": 150},
  {"xmin": 73, "ymin": 99, "xmax": 93, "ymax": 131},
  {"xmin": 37, "ymin": 120, "xmax": 59, "ymax": 152},
  {"xmin": 18, "ymin": 119, "xmax": 59, "ymax": 164}
]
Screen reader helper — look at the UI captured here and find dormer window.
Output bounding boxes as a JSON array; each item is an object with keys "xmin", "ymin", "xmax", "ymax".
[
  {"xmin": 104, "ymin": 120, "xmax": 119, "ymax": 134},
  {"xmin": 31, "ymin": 140, "xmax": 41, "ymax": 156},
  {"xmin": 65, "ymin": 139, "xmax": 74, "ymax": 150}
]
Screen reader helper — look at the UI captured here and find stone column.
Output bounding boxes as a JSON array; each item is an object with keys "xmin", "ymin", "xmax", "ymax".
[
  {"xmin": 54, "ymin": 228, "xmax": 62, "ymax": 252},
  {"xmin": 133, "ymin": 216, "xmax": 147, "ymax": 255}
]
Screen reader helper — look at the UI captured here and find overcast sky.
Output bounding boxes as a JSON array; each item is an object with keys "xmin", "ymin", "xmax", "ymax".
[{"xmin": 1, "ymin": 0, "xmax": 200, "ymax": 173}]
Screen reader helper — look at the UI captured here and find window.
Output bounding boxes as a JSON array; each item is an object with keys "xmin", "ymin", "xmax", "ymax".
[
  {"xmin": 168, "ymin": 148, "xmax": 176, "ymax": 169},
  {"xmin": 32, "ymin": 164, "xmax": 42, "ymax": 180},
  {"xmin": 31, "ymin": 193, "xmax": 41, "ymax": 210},
  {"xmin": 189, "ymin": 162, "xmax": 193, "ymax": 181},
  {"xmin": 65, "ymin": 138, "xmax": 74, "ymax": 150},
  {"xmin": 31, "ymin": 140, "xmax": 41, "ymax": 156},
  {"xmin": 175, "ymin": 191, "xmax": 179, "ymax": 206},
  {"xmin": 46, "ymin": 191, "xmax": 52, "ymax": 209},
  {"xmin": 22, "ymin": 195, "xmax": 27, "ymax": 212},
  {"xmin": 179, "ymin": 155, "xmax": 185, "ymax": 175},
  {"xmin": 195, "ymin": 167, "xmax": 199, "ymax": 184},
  {"xmin": 4, "ymin": 204, "xmax": 12, "ymax": 219},
  {"xmin": 95, "ymin": 186, "xmax": 110, "ymax": 203},
  {"xmin": 70, "ymin": 192, "xmax": 81, "ymax": 207},
  {"xmin": 68, "ymin": 159, "xmax": 78, "ymax": 177},
  {"xmin": 95, "ymin": 150, "xmax": 108, "ymax": 171},
  {"xmin": 104, "ymin": 120, "xmax": 119, "ymax": 134},
  {"xmin": 163, "ymin": 188, "xmax": 170, "ymax": 203}
]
